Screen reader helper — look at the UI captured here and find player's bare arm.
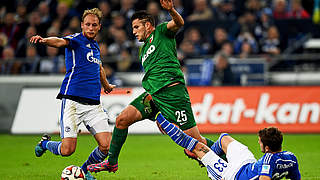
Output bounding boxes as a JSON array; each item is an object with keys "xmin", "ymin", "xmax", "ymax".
[
  {"xmin": 100, "ymin": 64, "xmax": 116, "ymax": 94},
  {"xmin": 193, "ymin": 142, "xmax": 210, "ymax": 159},
  {"xmin": 259, "ymin": 175, "xmax": 271, "ymax": 180},
  {"xmin": 160, "ymin": 0, "xmax": 184, "ymax": 32},
  {"xmin": 29, "ymin": 35, "xmax": 69, "ymax": 48}
]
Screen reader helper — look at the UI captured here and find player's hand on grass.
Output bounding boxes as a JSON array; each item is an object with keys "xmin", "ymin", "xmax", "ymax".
[
  {"xmin": 160, "ymin": 0, "xmax": 174, "ymax": 11},
  {"xmin": 104, "ymin": 84, "xmax": 116, "ymax": 94},
  {"xmin": 30, "ymin": 35, "xmax": 47, "ymax": 44}
]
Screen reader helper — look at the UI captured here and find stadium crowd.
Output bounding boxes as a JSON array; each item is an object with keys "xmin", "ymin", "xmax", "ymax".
[{"xmin": 0, "ymin": 0, "xmax": 317, "ymax": 76}]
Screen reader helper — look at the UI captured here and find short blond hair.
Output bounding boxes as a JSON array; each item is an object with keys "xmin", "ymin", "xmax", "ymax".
[{"xmin": 82, "ymin": 8, "xmax": 103, "ymax": 23}]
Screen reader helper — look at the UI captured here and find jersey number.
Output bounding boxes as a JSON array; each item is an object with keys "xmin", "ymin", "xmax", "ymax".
[
  {"xmin": 214, "ymin": 159, "xmax": 227, "ymax": 172},
  {"xmin": 272, "ymin": 171, "xmax": 289, "ymax": 179},
  {"xmin": 175, "ymin": 110, "xmax": 187, "ymax": 123}
]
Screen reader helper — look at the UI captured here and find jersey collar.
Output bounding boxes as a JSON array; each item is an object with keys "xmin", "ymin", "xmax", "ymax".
[{"xmin": 145, "ymin": 31, "xmax": 155, "ymax": 44}]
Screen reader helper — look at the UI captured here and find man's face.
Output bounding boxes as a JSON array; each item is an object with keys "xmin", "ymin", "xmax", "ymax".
[
  {"xmin": 132, "ymin": 19, "xmax": 147, "ymax": 42},
  {"xmin": 81, "ymin": 14, "xmax": 101, "ymax": 39}
]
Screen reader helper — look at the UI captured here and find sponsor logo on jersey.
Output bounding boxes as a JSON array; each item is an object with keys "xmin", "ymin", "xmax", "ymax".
[
  {"xmin": 141, "ymin": 45, "xmax": 155, "ymax": 65},
  {"xmin": 277, "ymin": 163, "xmax": 294, "ymax": 169},
  {"xmin": 149, "ymin": 34, "xmax": 153, "ymax": 43},
  {"xmin": 179, "ymin": 122, "xmax": 187, "ymax": 126},
  {"xmin": 86, "ymin": 51, "xmax": 100, "ymax": 64},
  {"xmin": 65, "ymin": 126, "xmax": 71, "ymax": 132},
  {"xmin": 261, "ymin": 165, "xmax": 270, "ymax": 174},
  {"xmin": 66, "ymin": 33, "xmax": 80, "ymax": 39}
]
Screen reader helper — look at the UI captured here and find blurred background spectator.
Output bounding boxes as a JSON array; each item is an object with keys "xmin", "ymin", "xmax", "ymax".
[
  {"xmin": 260, "ymin": 25, "xmax": 281, "ymax": 55},
  {"xmin": 213, "ymin": 0, "xmax": 237, "ymax": 21},
  {"xmin": 103, "ymin": 64, "xmax": 123, "ymax": 87},
  {"xmin": 212, "ymin": 51, "xmax": 236, "ymax": 86},
  {"xmin": 187, "ymin": 0, "xmax": 213, "ymax": 21},
  {"xmin": 22, "ymin": 45, "xmax": 40, "ymax": 74},
  {"xmin": 147, "ymin": 1, "xmax": 166, "ymax": 25},
  {"xmin": 273, "ymin": 0, "xmax": 289, "ymax": 19},
  {"xmin": 288, "ymin": 0, "xmax": 310, "ymax": 19}
]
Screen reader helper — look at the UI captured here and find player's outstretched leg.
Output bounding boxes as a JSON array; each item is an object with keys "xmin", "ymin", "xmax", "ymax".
[
  {"xmin": 87, "ymin": 159, "xmax": 118, "ymax": 173},
  {"xmin": 155, "ymin": 112, "xmax": 199, "ymax": 152},
  {"xmin": 156, "ymin": 112, "xmax": 228, "ymax": 179},
  {"xmin": 81, "ymin": 147, "xmax": 107, "ymax": 179},
  {"xmin": 89, "ymin": 105, "xmax": 138, "ymax": 173},
  {"xmin": 35, "ymin": 134, "xmax": 63, "ymax": 157},
  {"xmin": 87, "ymin": 127, "xmax": 127, "ymax": 173},
  {"xmin": 210, "ymin": 133, "xmax": 229, "ymax": 157},
  {"xmin": 35, "ymin": 134, "xmax": 52, "ymax": 157},
  {"xmin": 184, "ymin": 136, "xmax": 214, "ymax": 164},
  {"xmin": 106, "ymin": 127, "xmax": 128, "ymax": 167}
]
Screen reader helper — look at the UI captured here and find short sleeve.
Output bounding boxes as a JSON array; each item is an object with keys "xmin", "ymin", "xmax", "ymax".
[
  {"xmin": 259, "ymin": 153, "xmax": 275, "ymax": 178},
  {"xmin": 63, "ymin": 33, "xmax": 81, "ymax": 49},
  {"xmin": 156, "ymin": 22, "xmax": 176, "ymax": 38}
]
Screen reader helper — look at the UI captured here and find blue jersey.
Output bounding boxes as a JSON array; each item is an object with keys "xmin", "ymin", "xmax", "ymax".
[
  {"xmin": 236, "ymin": 151, "xmax": 300, "ymax": 180},
  {"xmin": 57, "ymin": 33, "xmax": 101, "ymax": 105}
]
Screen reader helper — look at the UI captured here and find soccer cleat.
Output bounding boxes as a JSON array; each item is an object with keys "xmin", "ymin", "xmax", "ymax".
[
  {"xmin": 87, "ymin": 160, "xmax": 118, "ymax": 173},
  {"xmin": 35, "ymin": 134, "xmax": 51, "ymax": 157},
  {"xmin": 85, "ymin": 171, "xmax": 96, "ymax": 180},
  {"xmin": 184, "ymin": 149, "xmax": 205, "ymax": 168}
]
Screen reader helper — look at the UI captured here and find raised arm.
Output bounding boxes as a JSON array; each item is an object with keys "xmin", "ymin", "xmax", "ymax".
[
  {"xmin": 160, "ymin": 0, "xmax": 184, "ymax": 32},
  {"xmin": 100, "ymin": 64, "xmax": 116, "ymax": 94},
  {"xmin": 30, "ymin": 35, "xmax": 69, "ymax": 48}
]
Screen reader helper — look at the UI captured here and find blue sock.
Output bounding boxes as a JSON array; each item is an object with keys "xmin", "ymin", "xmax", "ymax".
[
  {"xmin": 81, "ymin": 147, "xmax": 107, "ymax": 173},
  {"xmin": 210, "ymin": 133, "xmax": 229, "ymax": 156},
  {"xmin": 46, "ymin": 141, "xmax": 62, "ymax": 155},
  {"xmin": 155, "ymin": 113, "xmax": 198, "ymax": 151},
  {"xmin": 41, "ymin": 140, "xmax": 49, "ymax": 149}
]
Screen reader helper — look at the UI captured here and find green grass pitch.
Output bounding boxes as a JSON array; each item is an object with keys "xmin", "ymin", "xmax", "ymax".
[{"xmin": 0, "ymin": 134, "xmax": 319, "ymax": 180}]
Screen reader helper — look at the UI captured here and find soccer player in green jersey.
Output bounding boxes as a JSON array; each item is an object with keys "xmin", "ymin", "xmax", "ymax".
[{"xmin": 88, "ymin": 0, "xmax": 216, "ymax": 173}]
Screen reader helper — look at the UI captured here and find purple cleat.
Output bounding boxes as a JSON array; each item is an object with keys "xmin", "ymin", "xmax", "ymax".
[{"xmin": 87, "ymin": 160, "xmax": 118, "ymax": 173}]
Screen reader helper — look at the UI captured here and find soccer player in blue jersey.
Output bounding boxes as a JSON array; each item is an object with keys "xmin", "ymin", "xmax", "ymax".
[
  {"xmin": 154, "ymin": 112, "xmax": 301, "ymax": 180},
  {"xmin": 30, "ymin": 8, "xmax": 115, "ymax": 180}
]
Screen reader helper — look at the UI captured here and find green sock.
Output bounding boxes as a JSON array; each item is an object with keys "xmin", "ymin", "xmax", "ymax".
[
  {"xmin": 108, "ymin": 127, "xmax": 128, "ymax": 165},
  {"xmin": 205, "ymin": 137, "xmax": 214, "ymax": 147}
]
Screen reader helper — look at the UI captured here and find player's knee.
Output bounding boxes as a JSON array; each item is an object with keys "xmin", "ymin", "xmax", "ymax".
[
  {"xmin": 98, "ymin": 144, "xmax": 110, "ymax": 154},
  {"xmin": 61, "ymin": 146, "xmax": 76, "ymax": 156},
  {"xmin": 115, "ymin": 115, "xmax": 129, "ymax": 129},
  {"xmin": 219, "ymin": 133, "xmax": 234, "ymax": 149},
  {"xmin": 98, "ymin": 138, "xmax": 110, "ymax": 153}
]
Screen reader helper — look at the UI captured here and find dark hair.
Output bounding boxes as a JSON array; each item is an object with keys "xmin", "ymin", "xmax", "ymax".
[
  {"xmin": 131, "ymin": 10, "xmax": 155, "ymax": 27},
  {"xmin": 258, "ymin": 127, "xmax": 283, "ymax": 152}
]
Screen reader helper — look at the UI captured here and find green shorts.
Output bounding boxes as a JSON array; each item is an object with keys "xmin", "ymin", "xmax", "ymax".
[
  {"xmin": 130, "ymin": 91, "xmax": 156, "ymax": 120},
  {"xmin": 130, "ymin": 84, "xmax": 196, "ymax": 131}
]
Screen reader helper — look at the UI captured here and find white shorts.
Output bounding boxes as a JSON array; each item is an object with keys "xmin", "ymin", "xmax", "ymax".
[
  {"xmin": 201, "ymin": 150, "xmax": 228, "ymax": 180},
  {"xmin": 201, "ymin": 141, "xmax": 256, "ymax": 180},
  {"xmin": 222, "ymin": 140, "xmax": 257, "ymax": 180},
  {"xmin": 59, "ymin": 98, "xmax": 112, "ymax": 138}
]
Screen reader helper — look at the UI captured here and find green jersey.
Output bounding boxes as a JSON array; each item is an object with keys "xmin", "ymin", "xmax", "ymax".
[{"xmin": 139, "ymin": 22, "xmax": 185, "ymax": 95}]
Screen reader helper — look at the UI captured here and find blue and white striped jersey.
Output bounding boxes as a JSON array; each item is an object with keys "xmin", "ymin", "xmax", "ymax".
[
  {"xmin": 236, "ymin": 151, "xmax": 301, "ymax": 180},
  {"xmin": 57, "ymin": 33, "xmax": 101, "ymax": 105}
]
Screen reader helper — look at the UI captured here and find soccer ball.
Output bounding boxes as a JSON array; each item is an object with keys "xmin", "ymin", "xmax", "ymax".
[{"xmin": 61, "ymin": 165, "xmax": 85, "ymax": 180}]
